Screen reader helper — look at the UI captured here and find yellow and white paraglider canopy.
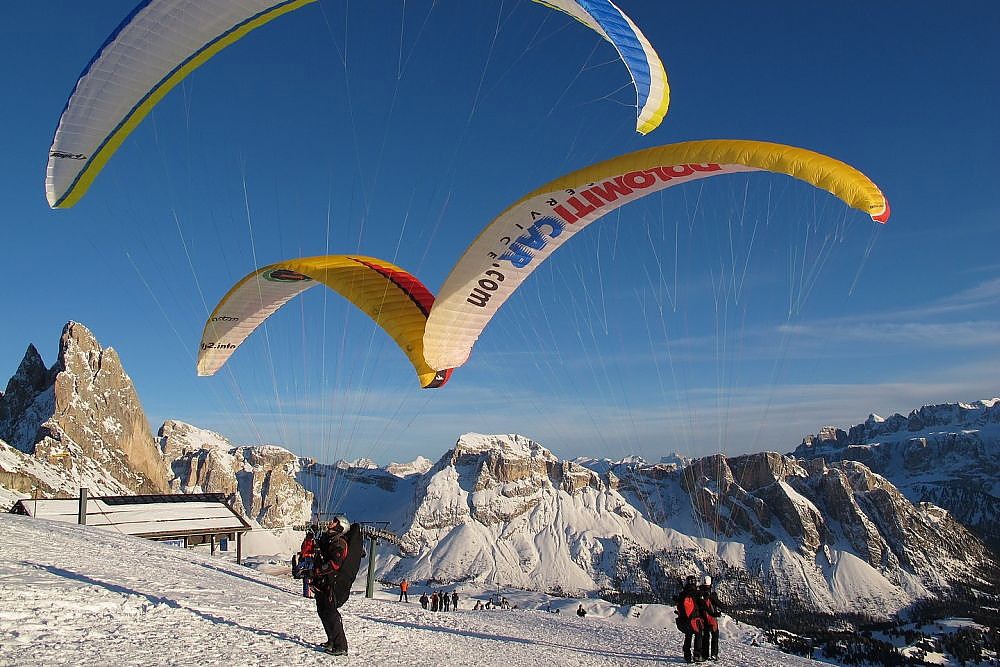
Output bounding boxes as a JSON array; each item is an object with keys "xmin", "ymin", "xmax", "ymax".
[
  {"xmin": 198, "ymin": 254, "xmax": 451, "ymax": 389},
  {"xmin": 423, "ymin": 139, "xmax": 890, "ymax": 370}
]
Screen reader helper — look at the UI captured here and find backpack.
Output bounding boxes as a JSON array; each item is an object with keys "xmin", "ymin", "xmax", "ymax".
[{"xmin": 330, "ymin": 524, "xmax": 365, "ymax": 608}]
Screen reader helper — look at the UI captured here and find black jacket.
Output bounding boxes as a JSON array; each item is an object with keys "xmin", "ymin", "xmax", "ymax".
[
  {"xmin": 311, "ymin": 535, "xmax": 348, "ymax": 601},
  {"xmin": 696, "ymin": 587, "xmax": 723, "ymax": 618}
]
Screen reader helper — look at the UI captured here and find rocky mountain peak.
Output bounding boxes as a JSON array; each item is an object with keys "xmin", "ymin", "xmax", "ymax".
[
  {"xmin": 451, "ymin": 432, "xmax": 555, "ymax": 461},
  {"xmin": 335, "ymin": 457, "xmax": 379, "ymax": 470},
  {"xmin": 792, "ymin": 397, "xmax": 1000, "ymax": 553},
  {"xmin": 3, "ymin": 344, "xmax": 50, "ymax": 396},
  {"xmin": 0, "ymin": 344, "xmax": 57, "ymax": 450},
  {"xmin": 158, "ymin": 419, "xmax": 233, "ymax": 461},
  {"xmin": 0, "ymin": 322, "xmax": 168, "ymax": 494},
  {"xmin": 159, "ymin": 420, "xmax": 312, "ymax": 527},
  {"xmin": 386, "ymin": 456, "xmax": 433, "ymax": 478}
]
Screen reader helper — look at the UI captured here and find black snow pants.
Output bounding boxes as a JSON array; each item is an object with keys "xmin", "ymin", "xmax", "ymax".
[
  {"xmin": 316, "ymin": 595, "xmax": 348, "ymax": 651},
  {"xmin": 683, "ymin": 629, "xmax": 704, "ymax": 662},
  {"xmin": 705, "ymin": 628, "xmax": 719, "ymax": 659}
]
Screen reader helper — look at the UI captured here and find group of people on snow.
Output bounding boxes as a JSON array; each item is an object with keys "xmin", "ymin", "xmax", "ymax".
[
  {"xmin": 418, "ymin": 589, "xmax": 460, "ymax": 611},
  {"xmin": 675, "ymin": 575, "xmax": 723, "ymax": 663}
]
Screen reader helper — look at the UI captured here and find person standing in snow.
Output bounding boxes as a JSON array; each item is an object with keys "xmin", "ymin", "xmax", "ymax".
[
  {"xmin": 451, "ymin": 591, "xmax": 459, "ymax": 611},
  {"xmin": 298, "ymin": 529, "xmax": 316, "ymax": 598},
  {"xmin": 576, "ymin": 604, "xmax": 586, "ymax": 618},
  {"xmin": 431, "ymin": 591, "xmax": 439, "ymax": 612},
  {"xmin": 419, "ymin": 592, "xmax": 429, "ymax": 609},
  {"xmin": 696, "ymin": 576, "xmax": 722, "ymax": 661},
  {"xmin": 442, "ymin": 590, "xmax": 451, "ymax": 611},
  {"xmin": 311, "ymin": 516, "xmax": 351, "ymax": 656},
  {"xmin": 399, "ymin": 578, "xmax": 409, "ymax": 603},
  {"xmin": 675, "ymin": 575, "xmax": 705, "ymax": 663}
]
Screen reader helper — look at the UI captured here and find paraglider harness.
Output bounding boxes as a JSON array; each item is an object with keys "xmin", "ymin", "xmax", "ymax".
[
  {"xmin": 673, "ymin": 582, "xmax": 703, "ymax": 634},
  {"xmin": 697, "ymin": 585, "xmax": 723, "ymax": 632},
  {"xmin": 310, "ymin": 524, "xmax": 365, "ymax": 608}
]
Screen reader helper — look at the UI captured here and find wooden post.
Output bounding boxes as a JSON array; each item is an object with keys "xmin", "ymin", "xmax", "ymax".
[
  {"xmin": 78, "ymin": 488, "xmax": 88, "ymax": 525},
  {"xmin": 211, "ymin": 534, "xmax": 216, "ymax": 556},
  {"xmin": 365, "ymin": 535, "xmax": 378, "ymax": 598}
]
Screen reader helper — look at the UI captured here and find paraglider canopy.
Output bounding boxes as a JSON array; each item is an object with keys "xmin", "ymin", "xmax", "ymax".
[
  {"xmin": 422, "ymin": 139, "xmax": 890, "ymax": 371},
  {"xmin": 198, "ymin": 254, "xmax": 452, "ymax": 389},
  {"xmin": 45, "ymin": 0, "xmax": 668, "ymax": 208}
]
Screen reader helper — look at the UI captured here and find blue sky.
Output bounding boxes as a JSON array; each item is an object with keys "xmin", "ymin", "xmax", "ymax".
[{"xmin": 1, "ymin": 1, "xmax": 998, "ymax": 466}]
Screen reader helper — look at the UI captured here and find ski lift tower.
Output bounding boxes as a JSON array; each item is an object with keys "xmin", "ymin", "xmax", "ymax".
[{"xmin": 358, "ymin": 522, "xmax": 402, "ymax": 599}]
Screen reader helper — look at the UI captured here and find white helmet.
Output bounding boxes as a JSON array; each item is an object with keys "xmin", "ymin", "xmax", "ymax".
[
  {"xmin": 331, "ymin": 514, "xmax": 350, "ymax": 533},
  {"xmin": 702, "ymin": 575, "xmax": 712, "ymax": 587}
]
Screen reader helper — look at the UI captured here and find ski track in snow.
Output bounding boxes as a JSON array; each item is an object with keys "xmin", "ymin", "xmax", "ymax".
[{"xmin": 0, "ymin": 515, "xmax": 824, "ymax": 666}]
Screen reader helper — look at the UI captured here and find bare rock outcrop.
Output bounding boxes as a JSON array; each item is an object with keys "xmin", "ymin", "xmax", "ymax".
[
  {"xmin": 794, "ymin": 398, "xmax": 1000, "ymax": 553},
  {"xmin": 159, "ymin": 420, "xmax": 312, "ymax": 528},
  {"xmin": 0, "ymin": 322, "xmax": 168, "ymax": 496}
]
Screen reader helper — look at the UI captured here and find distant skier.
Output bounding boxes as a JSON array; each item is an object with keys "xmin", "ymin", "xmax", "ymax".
[
  {"xmin": 696, "ymin": 576, "xmax": 722, "ymax": 661},
  {"xmin": 311, "ymin": 516, "xmax": 351, "ymax": 656},
  {"xmin": 451, "ymin": 591, "xmax": 459, "ymax": 611},
  {"xmin": 442, "ymin": 591, "xmax": 451, "ymax": 611},
  {"xmin": 674, "ymin": 575, "xmax": 705, "ymax": 663},
  {"xmin": 399, "ymin": 578, "xmax": 409, "ymax": 603},
  {"xmin": 431, "ymin": 591, "xmax": 439, "ymax": 612},
  {"xmin": 419, "ymin": 592, "xmax": 429, "ymax": 609},
  {"xmin": 576, "ymin": 604, "xmax": 586, "ymax": 618}
]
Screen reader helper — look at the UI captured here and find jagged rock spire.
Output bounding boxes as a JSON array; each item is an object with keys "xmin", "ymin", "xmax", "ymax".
[{"xmin": 1, "ymin": 321, "xmax": 168, "ymax": 493}]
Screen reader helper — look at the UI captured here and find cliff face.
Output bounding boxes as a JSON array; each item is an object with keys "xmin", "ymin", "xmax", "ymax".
[
  {"xmin": 362, "ymin": 433, "xmax": 996, "ymax": 620},
  {"xmin": 158, "ymin": 420, "xmax": 312, "ymax": 528},
  {"xmin": 794, "ymin": 399, "xmax": 1000, "ymax": 552},
  {"xmin": 0, "ymin": 324, "xmax": 317, "ymax": 529},
  {"xmin": 0, "ymin": 322, "xmax": 168, "ymax": 497}
]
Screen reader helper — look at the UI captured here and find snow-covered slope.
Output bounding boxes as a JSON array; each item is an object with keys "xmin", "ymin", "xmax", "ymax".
[
  {"xmin": 381, "ymin": 433, "xmax": 697, "ymax": 594},
  {"xmin": 0, "ymin": 513, "xmax": 826, "ymax": 667}
]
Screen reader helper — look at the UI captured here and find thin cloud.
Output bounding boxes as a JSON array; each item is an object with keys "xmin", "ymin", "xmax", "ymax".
[
  {"xmin": 869, "ymin": 276, "xmax": 1000, "ymax": 321},
  {"xmin": 779, "ymin": 320, "xmax": 1000, "ymax": 348}
]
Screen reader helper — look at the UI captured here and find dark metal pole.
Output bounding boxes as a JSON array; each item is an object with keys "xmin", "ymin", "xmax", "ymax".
[
  {"xmin": 237, "ymin": 532, "xmax": 242, "ymax": 565},
  {"xmin": 78, "ymin": 488, "xmax": 88, "ymax": 525},
  {"xmin": 365, "ymin": 535, "xmax": 378, "ymax": 598}
]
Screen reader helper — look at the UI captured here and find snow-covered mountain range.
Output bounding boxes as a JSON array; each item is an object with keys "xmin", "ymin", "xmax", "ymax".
[
  {"xmin": 794, "ymin": 400, "xmax": 1000, "ymax": 553},
  {"xmin": 2, "ymin": 322, "xmax": 997, "ymax": 626}
]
